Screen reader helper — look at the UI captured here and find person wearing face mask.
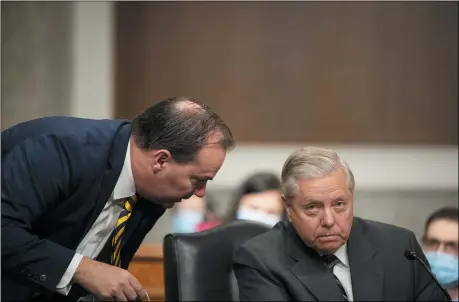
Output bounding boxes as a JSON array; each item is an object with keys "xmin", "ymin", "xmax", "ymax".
[
  {"xmin": 172, "ymin": 195, "xmax": 207, "ymax": 233},
  {"xmin": 422, "ymin": 207, "xmax": 459, "ymax": 301},
  {"xmin": 172, "ymin": 193, "xmax": 222, "ymax": 233},
  {"xmin": 225, "ymin": 172, "xmax": 286, "ymax": 227}
]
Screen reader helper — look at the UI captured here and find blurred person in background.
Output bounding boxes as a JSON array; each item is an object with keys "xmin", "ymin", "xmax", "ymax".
[
  {"xmin": 225, "ymin": 172, "xmax": 285, "ymax": 227},
  {"xmin": 195, "ymin": 193, "xmax": 223, "ymax": 232},
  {"xmin": 172, "ymin": 193, "xmax": 222, "ymax": 233},
  {"xmin": 423, "ymin": 207, "xmax": 458, "ymax": 301}
]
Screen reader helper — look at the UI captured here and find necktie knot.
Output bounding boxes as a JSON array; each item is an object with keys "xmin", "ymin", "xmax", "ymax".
[
  {"xmin": 124, "ymin": 194, "xmax": 137, "ymax": 213},
  {"xmin": 322, "ymin": 254, "xmax": 340, "ymax": 269}
]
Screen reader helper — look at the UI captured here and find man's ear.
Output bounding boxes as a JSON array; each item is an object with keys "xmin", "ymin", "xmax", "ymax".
[
  {"xmin": 282, "ymin": 195, "xmax": 292, "ymax": 221},
  {"xmin": 151, "ymin": 149, "xmax": 172, "ymax": 173}
]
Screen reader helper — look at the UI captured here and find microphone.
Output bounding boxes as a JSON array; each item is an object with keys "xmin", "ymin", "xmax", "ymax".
[{"xmin": 404, "ymin": 250, "xmax": 452, "ymax": 302}]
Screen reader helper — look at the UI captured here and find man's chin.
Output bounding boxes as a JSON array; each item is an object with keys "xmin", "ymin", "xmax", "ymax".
[
  {"xmin": 144, "ymin": 196, "xmax": 180, "ymax": 208},
  {"xmin": 182, "ymin": 193, "xmax": 194, "ymax": 200},
  {"xmin": 163, "ymin": 202, "xmax": 176, "ymax": 208},
  {"xmin": 312, "ymin": 235, "xmax": 344, "ymax": 251}
]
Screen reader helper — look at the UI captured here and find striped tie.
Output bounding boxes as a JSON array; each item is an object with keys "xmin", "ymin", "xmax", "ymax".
[
  {"xmin": 322, "ymin": 254, "xmax": 349, "ymax": 301},
  {"xmin": 111, "ymin": 194, "xmax": 137, "ymax": 267}
]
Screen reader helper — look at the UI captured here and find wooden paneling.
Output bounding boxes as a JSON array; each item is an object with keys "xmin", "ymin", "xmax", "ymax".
[
  {"xmin": 115, "ymin": 2, "xmax": 458, "ymax": 144},
  {"xmin": 128, "ymin": 244, "xmax": 164, "ymax": 301}
]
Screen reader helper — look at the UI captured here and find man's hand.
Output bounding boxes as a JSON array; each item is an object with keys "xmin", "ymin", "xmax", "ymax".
[{"xmin": 73, "ymin": 257, "xmax": 145, "ymax": 301}]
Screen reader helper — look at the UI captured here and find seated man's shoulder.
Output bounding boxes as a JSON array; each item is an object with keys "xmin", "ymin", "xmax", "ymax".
[
  {"xmin": 357, "ymin": 217, "xmax": 415, "ymax": 243},
  {"xmin": 235, "ymin": 222, "xmax": 287, "ymax": 260}
]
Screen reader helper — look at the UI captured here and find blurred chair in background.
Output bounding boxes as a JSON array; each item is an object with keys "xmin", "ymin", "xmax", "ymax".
[
  {"xmin": 422, "ymin": 207, "xmax": 459, "ymax": 301},
  {"xmin": 163, "ymin": 220, "xmax": 271, "ymax": 301},
  {"xmin": 172, "ymin": 193, "xmax": 222, "ymax": 233},
  {"xmin": 225, "ymin": 172, "xmax": 286, "ymax": 226}
]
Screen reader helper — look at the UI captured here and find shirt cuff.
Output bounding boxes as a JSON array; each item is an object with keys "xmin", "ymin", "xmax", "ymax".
[{"xmin": 56, "ymin": 253, "xmax": 84, "ymax": 295}]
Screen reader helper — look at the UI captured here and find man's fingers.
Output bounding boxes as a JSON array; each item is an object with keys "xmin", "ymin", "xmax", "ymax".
[
  {"xmin": 123, "ymin": 284, "xmax": 139, "ymax": 301},
  {"xmin": 115, "ymin": 291, "xmax": 128, "ymax": 302},
  {"xmin": 128, "ymin": 274, "xmax": 144, "ymax": 296}
]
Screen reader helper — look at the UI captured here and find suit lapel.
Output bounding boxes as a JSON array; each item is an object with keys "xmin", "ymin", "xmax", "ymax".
[
  {"xmin": 286, "ymin": 223, "xmax": 345, "ymax": 301},
  {"xmin": 77, "ymin": 123, "xmax": 131, "ymax": 245},
  {"xmin": 348, "ymin": 218, "xmax": 385, "ymax": 301}
]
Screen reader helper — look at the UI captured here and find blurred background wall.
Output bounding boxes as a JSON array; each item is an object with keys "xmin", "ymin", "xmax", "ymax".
[{"xmin": 1, "ymin": 1, "xmax": 457, "ymax": 242}]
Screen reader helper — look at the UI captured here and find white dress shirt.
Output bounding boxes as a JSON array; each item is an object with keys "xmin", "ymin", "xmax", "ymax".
[
  {"xmin": 56, "ymin": 141, "xmax": 136, "ymax": 295},
  {"xmin": 332, "ymin": 243, "xmax": 354, "ymax": 301}
]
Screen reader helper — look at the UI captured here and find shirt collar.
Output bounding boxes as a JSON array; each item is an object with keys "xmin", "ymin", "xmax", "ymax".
[
  {"xmin": 316, "ymin": 243, "xmax": 350, "ymax": 267},
  {"xmin": 112, "ymin": 140, "xmax": 136, "ymax": 200},
  {"xmin": 334, "ymin": 243, "xmax": 349, "ymax": 267}
]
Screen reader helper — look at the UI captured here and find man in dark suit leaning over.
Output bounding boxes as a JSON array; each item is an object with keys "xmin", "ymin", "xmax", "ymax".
[
  {"xmin": 233, "ymin": 146, "xmax": 447, "ymax": 301},
  {"xmin": 2, "ymin": 96, "xmax": 234, "ymax": 302}
]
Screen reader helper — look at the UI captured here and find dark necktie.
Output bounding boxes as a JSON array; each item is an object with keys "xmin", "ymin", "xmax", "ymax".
[
  {"xmin": 111, "ymin": 194, "xmax": 137, "ymax": 267},
  {"xmin": 322, "ymin": 254, "xmax": 349, "ymax": 301}
]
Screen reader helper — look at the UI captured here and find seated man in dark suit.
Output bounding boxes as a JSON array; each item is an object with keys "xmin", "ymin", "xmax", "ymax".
[
  {"xmin": 233, "ymin": 146, "xmax": 447, "ymax": 301},
  {"xmin": 2, "ymin": 96, "xmax": 234, "ymax": 302}
]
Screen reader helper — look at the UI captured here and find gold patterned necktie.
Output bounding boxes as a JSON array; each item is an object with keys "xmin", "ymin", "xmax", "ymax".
[{"xmin": 111, "ymin": 194, "xmax": 137, "ymax": 267}]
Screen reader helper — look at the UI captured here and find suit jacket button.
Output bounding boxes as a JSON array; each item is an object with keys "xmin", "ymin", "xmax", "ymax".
[{"xmin": 39, "ymin": 274, "xmax": 47, "ymax": 282}]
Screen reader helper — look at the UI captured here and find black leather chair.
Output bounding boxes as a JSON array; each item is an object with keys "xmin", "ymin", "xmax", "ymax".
[{"xmin": 163, "ymin": 220, "xmax": 271, "ymax": 301}]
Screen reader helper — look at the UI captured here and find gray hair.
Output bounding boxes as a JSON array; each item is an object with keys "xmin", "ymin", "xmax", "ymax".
[{"xmin": 281, "ymin": 147, "xmax": 355, "ymax": 202}]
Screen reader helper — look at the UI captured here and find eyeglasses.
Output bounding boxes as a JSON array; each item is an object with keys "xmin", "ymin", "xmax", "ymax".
[{"xmin": 422, "ymin": 236, "xmax": 459, "ymax": 255}]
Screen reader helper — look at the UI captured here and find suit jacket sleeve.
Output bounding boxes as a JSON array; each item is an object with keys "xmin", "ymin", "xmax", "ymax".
[
  {"xmin": 410, "ymin": 232, "xmax": 449, "ymax": 301},
  {"xmin": 1, "ymin": 134, "xmax": 81, "ymax": 292},
  {"xmin": 233, "ymin": 245, "xmax": 291, "ymax": 301}
]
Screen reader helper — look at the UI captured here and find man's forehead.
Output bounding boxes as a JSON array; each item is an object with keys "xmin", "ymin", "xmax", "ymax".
[
  {"xmin": 296, "ymin": 183, "xmax": 351, "ymax": 199},
  {"xmin": 426, "ymin": 219, "xmax": 459, "ymax": 240}
]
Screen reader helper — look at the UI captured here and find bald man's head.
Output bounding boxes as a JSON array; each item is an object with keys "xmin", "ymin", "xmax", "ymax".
[
  {"xmin": 130, "ymin": 96, "xmax": 233, "ymax": 204},
  {"xmin": 131, "ymin": 96, "xmax": 234, "ymax": 163}
]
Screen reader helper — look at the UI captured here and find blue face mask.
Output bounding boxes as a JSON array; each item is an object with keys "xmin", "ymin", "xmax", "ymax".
[
  {"xmin": 236, "ymin": 208, "xmax": 281, "ymax": 227},
  {"xmin": 172, "ymin": 210, "xmax": 204, "ymax": 233},
  {"xmin": 425, "ymin": 251, "xmax": 459, "ymax": 289}
]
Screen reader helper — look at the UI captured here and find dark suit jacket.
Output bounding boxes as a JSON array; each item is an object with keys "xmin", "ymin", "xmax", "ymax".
[
  {"xmin": 1, "ymin": 117, "xmax": 166, "ymax": 302},
  {"xmin": 233, "ymin": 218, "xmax": 447, "ymax": 301}
]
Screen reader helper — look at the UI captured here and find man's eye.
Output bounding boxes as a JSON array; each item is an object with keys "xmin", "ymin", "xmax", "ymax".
[
  {"xmin": 445, "ymin": 242, "xmax": 458, "ymax": 251},
  {"xmin": 423, "ymin": 239, "xmax": 438, "ymax": 247},
  {"xmin": 336, "ymin": 201, "xmax": 345, "ymax": 207},
  {"xmin": 305, "ymin": 204, "xmax": 319, "ymax": 211}
]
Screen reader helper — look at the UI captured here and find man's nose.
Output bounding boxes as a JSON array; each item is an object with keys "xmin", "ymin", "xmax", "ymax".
[{"xmin": 321, "ymin": 208, "xmax": 335, "ymax": 228}]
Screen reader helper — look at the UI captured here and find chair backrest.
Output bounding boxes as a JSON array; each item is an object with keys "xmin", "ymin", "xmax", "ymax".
[{"xmin": 163, "ymin": 220, "xmax": 271, "ymax": 301}]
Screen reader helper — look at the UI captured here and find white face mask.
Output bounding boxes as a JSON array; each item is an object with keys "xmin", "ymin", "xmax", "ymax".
[
  {"xmin": 236, "ymin": 208, "xmax": 281, "ymax": 227},
  {"xmin": 172, "ymin": 210, "xmax": 205, "ymax": 233}
]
